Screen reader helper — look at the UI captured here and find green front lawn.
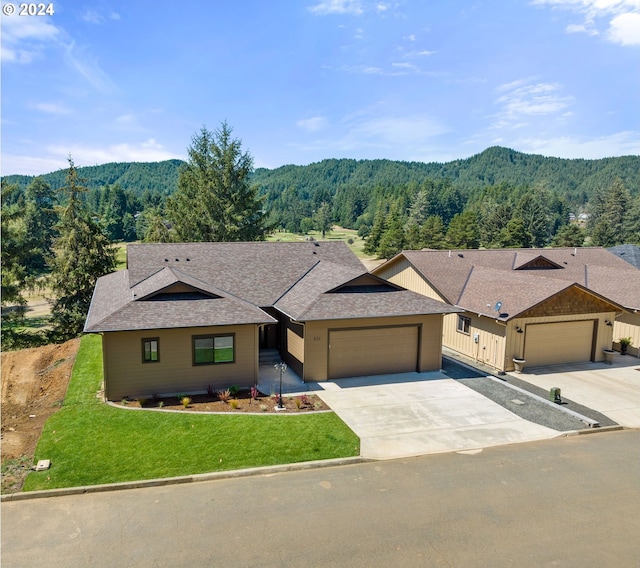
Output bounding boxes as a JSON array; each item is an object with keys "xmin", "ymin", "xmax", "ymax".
[{"xmin": 23, "ymin": 335, "xmax": 359, "ymax": 491}]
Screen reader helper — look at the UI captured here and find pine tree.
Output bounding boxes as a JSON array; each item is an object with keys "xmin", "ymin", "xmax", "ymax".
[
  {"xmin": 167, "ymin": 122, "xmax": 268, "ymax": 242},
  {"xmin": 49, "ymin": 157, "xmax": 116, "ymax": 340},
  {"xmin": 23, "ymin": 177, "xmax": 57, "ymax": 275},
  {"xmin": 589, "ymin": 178, "xmax": 629, "ymax": 246},
  {"xmin": 551, "ymin": 223, "xmax": 585, "ymax": 247},
  {"xmin": 405, "ymin": 189, "xmax": 430, "ymax": 249},
  {"xmin": 420, "ymin": 215, "xmax": 446, "ymax": 249},
  {"xmin": 313, "ymin": 202, "xmax": 332, "ymax": 238},
  {"xmin": 377, "ymin": 207, "xmax": 406, "ymax": 259},
  {"xmin": 1, "ymin": 181, "xmax": 28, "ymax": 309},
  {"xmin": 364, "ymin": 206, "xmax": 388, "ymax": 255},
  {"xmin": 497, "ymin": 216, "xmax": 531, "ymax": 248},
  {"xmin": 445, "ymin": 211, "xmax": 479, "ymax": 249}
]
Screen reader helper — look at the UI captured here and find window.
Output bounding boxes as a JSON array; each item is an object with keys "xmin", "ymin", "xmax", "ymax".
[
  {"xmin": 457, "ymin": 315, "xmax": 471, "ymax": 335},
  {"xmin": 193, "ymin": 334, "xmax": 235, "ymax": 365},
  {"xmin": 142, "ymin": 338, "xmax": 159, "ymax": 363}
]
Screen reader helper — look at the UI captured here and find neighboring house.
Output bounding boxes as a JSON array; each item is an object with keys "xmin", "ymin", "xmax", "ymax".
[
  {"xmin": 608, "ymin": 244, "xmax": 640, "ymax": 270},
  {"xmin": 373, "ymin": 248, "xmax": 636, "ymax": 372},
  {"xmin": 85, "ymin": 242, "xmax": 459, "ymax": 400}
]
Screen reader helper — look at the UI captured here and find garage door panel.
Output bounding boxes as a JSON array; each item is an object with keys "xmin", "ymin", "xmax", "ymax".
[
  {"xmin": 525, "ymin": 321, "xmax": 594, "ymax": 367},
  {"xmin": 329, "ymin": 327, "xmax": 418, "ymax": 379}
]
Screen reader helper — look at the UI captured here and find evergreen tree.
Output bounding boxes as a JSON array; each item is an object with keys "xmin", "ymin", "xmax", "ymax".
[
  {"xmin": 364, "ymin": 206, "xmax": 388, "ymax": 255},
  {"xmin": 497, "ymin": 216, "xmax": 531, "ymax": 248},
  {"xmin": 142, "ymin": 208, "xmax": 172, "ymax": 243},
  {"xmin": 589, "ymin": 178, "xmax": 629, "ymax": 246},
  {"xmin": 475, "ymin": 199, "xmax": 512, "ymax": 248},
  {"xmin": 313, "ymin": 201, "xmax": 332, "ymax": 238},
  {"xmin": 445, "ymin": 211, "xmax": 479, "ymax": 249},
  {"xmin": 405, "ymin": 189, "xmax": 430, "ymax": 249},
  {"xmin": 517, "ymin": 186, "xmax": 553, "ymax": 247},
  {"xmin": 23, "ymin": 177, "xmax": 57, "ymax": 275},
  {"xmin": 1, "ymin": 181, "xmax": 28, "ymax": 309},
  {"xmin": 166, "ymin": 122, "xmax": 268, "ymax": 242},
  {"xmin": 551, "ymin": 223, "xmax": 585, "ymax": 247},
  {"xmin": 49, "ymin": 157, "xmax": 116, "ymax": 341},
  {"xmin": 377, "ymin": 207, "xmax": 406, "ymax": 259},
  {"xmin": 420, "ymin": 215, "xmax": 446, "ymax": 249},
  {"xmin": 623, "ymin": 195, "xmax": 640, "ymax": 244}
]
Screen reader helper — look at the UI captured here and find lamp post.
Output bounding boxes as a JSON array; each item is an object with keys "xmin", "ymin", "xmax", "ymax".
[{"xmin": 274, "ymin": 362, "xmax": 287, "ymax": 410}]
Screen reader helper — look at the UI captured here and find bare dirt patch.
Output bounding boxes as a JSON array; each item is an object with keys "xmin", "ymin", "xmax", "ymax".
[{"xmin": 1, "ymin": 338, "xmax": 80, "ymax": 492}]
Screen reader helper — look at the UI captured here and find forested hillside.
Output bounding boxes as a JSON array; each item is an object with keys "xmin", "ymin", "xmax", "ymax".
[
  {"xmin": 3, "ymin": 159, "xmax": 182, "ymax": 195},
  {"xmin": 3, "ymin": 147, "xmax": 639, "ymax": 257}
]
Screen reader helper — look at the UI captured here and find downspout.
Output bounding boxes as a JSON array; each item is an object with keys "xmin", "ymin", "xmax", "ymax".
[{"xmin": 299, "ymin": 321, "xmax": 306, "ymax": 381}]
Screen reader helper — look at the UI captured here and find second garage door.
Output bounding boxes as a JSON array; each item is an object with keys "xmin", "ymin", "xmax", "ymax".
[
  {"xmin": 524, "ymin": 320, "xmax": 595, "ymax": 367},
  {"xmin": 328, "ymin": 326, "xmax": 419, "ymax": 380}
]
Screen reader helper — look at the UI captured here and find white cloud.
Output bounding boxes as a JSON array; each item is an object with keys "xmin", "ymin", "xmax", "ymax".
[
  {"xmin": 297, "ymin": 116, "xmax": 329, "ymax": 131},
  {"xmin": 31, "ymin": 102, "xmax": 72, "ymax": 115},
  {"xmin": 81, "ymin": 10, "xmax": 104, "ymax": 24},
  {"xmin": 494, "ymin": 80, "xmax": 574, "ymax": 127},
  {"xmin": 607, "ymin": 12, "xmax": 640, "ymax": 44},
  {"xmin": 2, "ymin": 140, "xmax": 180, "ymax": 176},
  {"xmin": 413, "ymin": 50, "xmax": 436, "ymax": 56},
  {"xmin": 80, "ymin": 9, "xmax": 121, "ymax": 24},
  {"xmin": 0, "ymin": 154, "xmax": 68, "ymax": 176},
  {"xmin": 47, "ymin": 139, "xmax": 179, "ymax": 166},
  {"xmin": 533, "ymin": 0, "xmax": 640, "ymax": 45},
  {"xmin": 309, "ymin": 0, "xmax": 364, "ymax": 15},
  {"xmin": 343, "ymin": 113, "xmax": 449, "ymax": 147},
  {"xmin": 1, "ymin": 12, "xmax": 115, "ymax": 93},
  {"xmin": 63, "ymin": 41, "xmax": 116, "ymax": 94},
  {"xmin": 0, "ymin": 15, "xmax": 60, "ymax": 63},
  {"xmin": 509, "ymin": 131, "xmax": 640, "ymax": 158}
]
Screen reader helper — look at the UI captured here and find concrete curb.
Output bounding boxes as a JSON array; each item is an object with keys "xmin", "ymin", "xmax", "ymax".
[{"xmin": 1, "ymin": 457, "xmax": 368, "ymax": 502}]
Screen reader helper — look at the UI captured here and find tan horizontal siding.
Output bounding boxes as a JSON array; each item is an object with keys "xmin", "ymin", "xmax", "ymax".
[
  {"xmin": 103, "ymin": 324, "xmax": 258, "ymax": 400},
  {"xmin": 378, "ymin": 260, "xmax": 447, "ymax": 302},
  {"xmin": 287, "ymin": 328, "xmax": 304, "ymax": 363},
  {"xmin": 613, "ymin": 313, "xmax": 640, "ymax": 357},
  {"xmin": 443, "ymin": 313, "xmax": 506, "ymax": 370}
]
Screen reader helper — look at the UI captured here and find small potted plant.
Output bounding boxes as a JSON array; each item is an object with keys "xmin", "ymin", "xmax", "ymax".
[{"xmin": 618, "ymin": 337, "xmax": 632, "ymax": 355}]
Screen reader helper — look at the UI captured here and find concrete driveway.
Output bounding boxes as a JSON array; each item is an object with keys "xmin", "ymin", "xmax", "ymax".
[
  {"xmin": 513, "ymin": 356, "xmax": 640, "ymax": 428},
  {"xmin": 315, "ymin": 371, "xmax": 558, "ymax": 460}
]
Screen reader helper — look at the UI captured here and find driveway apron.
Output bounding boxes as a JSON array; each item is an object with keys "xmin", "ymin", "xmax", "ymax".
[
  {"xmin": 512, "ymin": 357, "xmax": 640, "ymax": 428},
  {"xmin": 315, "ymin": 372, "xmax": 558, "ymax": 459}
]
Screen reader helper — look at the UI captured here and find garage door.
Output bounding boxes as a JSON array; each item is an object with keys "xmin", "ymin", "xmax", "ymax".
[
  {"xmin": 328, "ymin": 326, "xmax": 419, "ymax": 379},
  {"xmin": 524, "ymin": 320, "xmax": 594, "ymax": 367}
]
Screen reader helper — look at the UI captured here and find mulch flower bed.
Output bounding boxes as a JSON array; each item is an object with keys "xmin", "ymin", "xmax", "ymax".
[{"xmin": 114, "ymin": 390, "xmax": 330, "ymax": 413}]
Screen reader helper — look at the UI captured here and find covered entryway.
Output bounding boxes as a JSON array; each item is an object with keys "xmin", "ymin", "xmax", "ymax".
[
  {"xmin": 524, "ymin": 320, "xmax": 595, "ymax": 367},
  {"xmin": 328, "ymin": 326, "xmax": 419, "ymax": 380}
]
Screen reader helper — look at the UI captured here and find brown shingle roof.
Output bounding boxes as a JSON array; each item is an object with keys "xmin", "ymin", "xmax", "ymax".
[
  {"xmin": 84, "ymin": 267, "xmax": 276, "ymax": 333},
  {"xmin": 276, "ymin": 260, "xmax": 461, "ymax": 321},
  {"xmin": 126, "ymin": 241, "xmax": 364, "ymax": 306},
  {"xmin": 456, "ymin": 266, "xmax": 576, "ymax": 319},
  {"xmin": 377, "ymin": 247, "xmax": 638, "ymax": 314}
]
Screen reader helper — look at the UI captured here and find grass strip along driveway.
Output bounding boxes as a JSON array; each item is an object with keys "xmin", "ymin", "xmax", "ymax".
[{"xmin": 23, "ymin": 335, "xmax": 359, "ymax": 492}]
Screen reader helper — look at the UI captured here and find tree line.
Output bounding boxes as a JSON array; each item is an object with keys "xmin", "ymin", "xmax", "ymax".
[
  {"xmin": 1, "ymin": 122, "xmax": 269, "ymax": 349},
  {"xmin": 2, "ymin": 124, "xmax": 639, "ymax": 349}
]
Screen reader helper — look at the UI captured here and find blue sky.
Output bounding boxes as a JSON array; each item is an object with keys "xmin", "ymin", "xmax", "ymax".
[{"xmin": 2, "ymin": 0, "xmax": 639, "ymax": 176}]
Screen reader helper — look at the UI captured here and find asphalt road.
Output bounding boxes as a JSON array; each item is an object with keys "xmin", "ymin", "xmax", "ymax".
[{"xmin": 3, "ymin": 430, "xmax": 639, "ymax": 567}]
